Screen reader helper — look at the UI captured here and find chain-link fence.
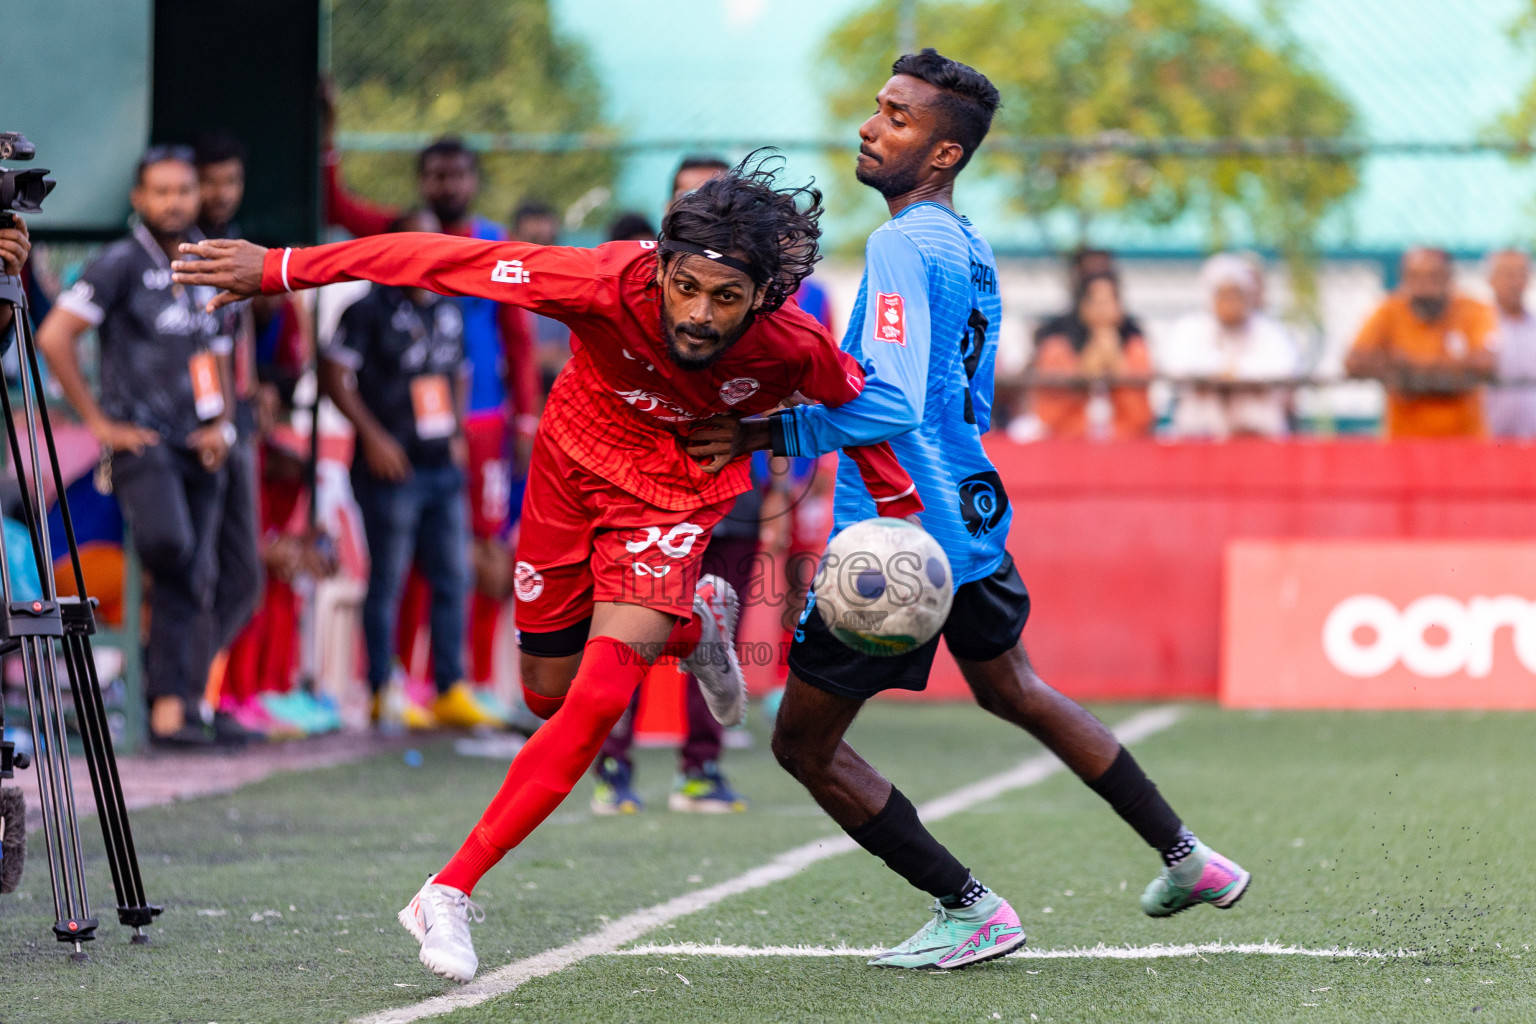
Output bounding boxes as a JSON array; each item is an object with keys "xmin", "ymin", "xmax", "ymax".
[{"xmin": 327, "ymin": 0, "xmax": 1536, "ymax": 258}]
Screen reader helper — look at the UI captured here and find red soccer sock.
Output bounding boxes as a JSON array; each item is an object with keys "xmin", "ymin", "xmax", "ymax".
[
  {"xmin": 470, "ymin": 593, "xmax": 501, "ymax": 684},
  {"xmin": 436, "ymin": 637, "xmax": 649, "ymax": 895},
  {"xmin": 658, "ymin": 616, "xmax": 702, "ymax": 661},
  {"xmin": 521, "ymin": 684, "xmax": 566, "ymax": 721}
]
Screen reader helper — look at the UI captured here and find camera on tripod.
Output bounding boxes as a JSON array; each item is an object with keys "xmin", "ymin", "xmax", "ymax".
[
  {"xmin": 0, "ymin": 131, "xmax": 55, "ymax": 229},
  {"xmin": 0, "ymin": 131, "xmax": 158, "ymax": 955}
]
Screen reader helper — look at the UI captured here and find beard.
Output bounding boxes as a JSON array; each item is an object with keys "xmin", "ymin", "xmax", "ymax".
[
  {"xmin": 660, "ymin": 311, "xmax": 746, "ymax": 370},
  {"xmin": 1409, "ymin": 295, "xmax": 1448, "ymax": 322},
  {"xmin": 855, "ymin": 145, "xmax": 926, "ymax": 199},
  {"xmin": 144, "ymin": 211, "xmax": 195, "ymax": 239},
  {"xmin": 429, "ymin": 197, "xmax": 470, "ymax": 226}
]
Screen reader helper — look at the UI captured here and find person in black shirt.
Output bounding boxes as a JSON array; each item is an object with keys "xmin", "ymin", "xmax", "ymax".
[
  {"xmin": 38, "ymin": 147, "xmax": 237, "ymax": 747},
  {"xmin": 319, "ymin": 209, "xmax": 474, "ymax": 729}
]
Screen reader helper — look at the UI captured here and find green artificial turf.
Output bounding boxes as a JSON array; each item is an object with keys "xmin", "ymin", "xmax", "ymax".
[{"xmin": 2, "ymin": 705, "xmax": 1533, "ymax": 1024}]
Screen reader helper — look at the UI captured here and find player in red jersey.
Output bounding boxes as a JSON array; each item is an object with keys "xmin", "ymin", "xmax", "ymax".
[{"xmin": 172, "ymin": 158, "xmax": 922, "ymax": 983}]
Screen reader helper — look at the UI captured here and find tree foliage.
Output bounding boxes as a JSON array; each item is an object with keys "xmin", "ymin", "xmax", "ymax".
[
  {"xmin": 331, "ymin": 0, "xmax": 615, "ymax": 228},
  {"xmin": 1498, "ymin": 4, "xmax": 1536, "ymax": 145},
  {"xmin": 822, "ymin": 0, "xmax": 1360, "ymax": 308}
]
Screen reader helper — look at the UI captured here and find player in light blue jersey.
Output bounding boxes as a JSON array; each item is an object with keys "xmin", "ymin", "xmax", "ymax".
[{"xmin": 690, "ymin": 49, "xmax": 1248, "ymax": 969}]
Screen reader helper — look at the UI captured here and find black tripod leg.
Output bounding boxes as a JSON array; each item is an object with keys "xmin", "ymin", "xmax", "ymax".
[
  {"xmin": 64, "ymin": 632, "xmax": 158, "ymax": 937},
  {"xmin": 19, "ymin": 649, "xmax": 68, "ymax": 928},
  {"xmin": 20, "ymin": 638, "xmax": 96, "ymax": 955},
  {"xmin": 62, "ymin": 639, "xmax": 132, "ymax": 912}
]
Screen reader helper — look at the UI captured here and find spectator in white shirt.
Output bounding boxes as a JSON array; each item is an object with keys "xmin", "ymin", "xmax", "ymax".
[
  {"xmin": 1485, "ymin": 249, "xmax": 1536, "ymax": 439},
  {"xmin": 1160, "ymin": 253, "xmax": 1298, "ymax": 439}
]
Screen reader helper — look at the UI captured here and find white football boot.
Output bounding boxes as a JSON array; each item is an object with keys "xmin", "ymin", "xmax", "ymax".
[
  {"xmin": 398, "ymin": 874, "xmax": 484, "ymax": 984},
  {"xmin": 680, "ymin": 574, "xmax": 745, "ymax": 726}
]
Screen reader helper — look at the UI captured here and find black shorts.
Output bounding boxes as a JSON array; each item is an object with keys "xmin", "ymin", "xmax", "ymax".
[{"xmin": 787, "ymin": 553, "xmax": 1031, "ymax": 701}]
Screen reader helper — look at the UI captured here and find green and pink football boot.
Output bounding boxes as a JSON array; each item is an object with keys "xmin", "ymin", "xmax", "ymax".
[
  {"xmin": 869, "ymin": 890, "xmax": 1026, "ymax": 969},
  {"xmin": 1141, "ymin": 841, "xmax": 1250, "ymax": 917}
]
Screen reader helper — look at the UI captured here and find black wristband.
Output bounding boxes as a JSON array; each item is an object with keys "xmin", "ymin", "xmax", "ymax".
[{"xmin": 768, "ymin": 409, "xmax": 792, "ymax": 458}]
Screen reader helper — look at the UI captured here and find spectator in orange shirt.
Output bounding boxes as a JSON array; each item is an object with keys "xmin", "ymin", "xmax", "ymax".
[
  {"xmin": 1346, "ymin": 248, "xmax": 1496, "ymax": 438},
  {"xmin": 1028, "ymin": 271, "xmax": 1154, "ymax": 440}
]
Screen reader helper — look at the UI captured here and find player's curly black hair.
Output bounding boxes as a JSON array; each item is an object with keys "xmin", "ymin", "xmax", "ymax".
[{"xmin": 659, "ymin": 149, "xmax": 822, "ymax": 315}]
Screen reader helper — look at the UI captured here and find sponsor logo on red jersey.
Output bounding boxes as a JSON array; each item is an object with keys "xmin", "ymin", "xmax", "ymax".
[
  {"xmin": 513, "ymin": 561, "xmax": 545, "ymax": 602},
  {"xmin": 614, "ymin": 387, "xmax": 695, "ymax": 423},
  {"xmin": 876, "ymin": 292, "xmax": 906, "ymax": 346},
  {"xmin": 718, "ymin": 377, "xmax": 760, "ymax": 405}
]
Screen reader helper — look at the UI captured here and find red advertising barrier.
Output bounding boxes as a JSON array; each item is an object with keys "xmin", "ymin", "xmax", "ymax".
[
  {"xmin": 1222, "ymin": 540, "xmax": 1536, "ymax": 709},
  {"xmin": 900, "ymin": 439, "xmax": 1536, "ymax": 702}
]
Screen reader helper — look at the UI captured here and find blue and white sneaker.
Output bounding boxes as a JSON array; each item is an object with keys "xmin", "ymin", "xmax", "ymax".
[
  {"xmin": 591, "ymin": 757, "xmax": 644, "ymax": 815},
  {"xmin": 667, "ymin": 761, "xmax": 748, "ymax": 813},
  {"xmin": 869, "ymin": 891, "xmax": 1026, "ymax": 969}
]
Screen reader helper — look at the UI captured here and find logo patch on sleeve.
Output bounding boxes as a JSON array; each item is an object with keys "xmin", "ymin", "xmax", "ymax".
[{"xmin": 876, "ymin": 292, "xmax": 906, "ymax": 346}]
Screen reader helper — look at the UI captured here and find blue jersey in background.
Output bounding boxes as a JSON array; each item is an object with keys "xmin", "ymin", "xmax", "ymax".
[
  {"xmin": 459, "ymin": 216, "xmax": 510, "ymax": 414},
  {"xmin": 776, "ymin": 201, "xmax": 1008, "ymax": 585}
]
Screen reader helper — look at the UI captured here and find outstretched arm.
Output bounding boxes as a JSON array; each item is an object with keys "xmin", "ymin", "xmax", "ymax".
[{"xmin": 172, "ymin": 234, "xmax": 601, "ymax": 318}]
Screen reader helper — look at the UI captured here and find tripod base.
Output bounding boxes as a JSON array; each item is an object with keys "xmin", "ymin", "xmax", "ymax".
[
  {"xmin": 53, "ymin": 916, "xmax": 98, "ymax": 944},
  {"xmin": 131, "ymin": 928, "xmax": 151, "ymax": 945}
]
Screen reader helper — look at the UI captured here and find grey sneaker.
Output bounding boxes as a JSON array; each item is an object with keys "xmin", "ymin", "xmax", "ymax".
[{"xmin": 680, "ymin": 574, "xmax": 745, "ymax": 726}]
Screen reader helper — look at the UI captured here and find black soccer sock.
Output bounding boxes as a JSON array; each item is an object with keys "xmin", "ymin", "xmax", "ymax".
[
  {"xmin": 847, "ymin": 787, "xmax": 970, "ymax": 900},
  {"xmin": 1087, "ymin": 746, "xmax": 1191, "ymax": 865},
  {"xmin": 939, "ymin": 875, "xmax": 989, "ymax": 910}
]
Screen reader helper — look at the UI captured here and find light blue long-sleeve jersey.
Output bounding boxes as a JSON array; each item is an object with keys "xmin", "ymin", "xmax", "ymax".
[{"xmin": 776, "ymin": 202, "xmax": 1010, "ymax": 585}]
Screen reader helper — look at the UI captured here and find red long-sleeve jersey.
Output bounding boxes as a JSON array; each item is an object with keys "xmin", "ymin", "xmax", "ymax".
[{"xmin": 264, "ymin": 234, "xmax": 922, "ymax": 515}]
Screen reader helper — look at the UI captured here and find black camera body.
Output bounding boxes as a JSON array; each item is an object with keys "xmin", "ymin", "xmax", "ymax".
[{"xmin": 0, "ymin": 131, "xmax": 55, "ymax": 227}]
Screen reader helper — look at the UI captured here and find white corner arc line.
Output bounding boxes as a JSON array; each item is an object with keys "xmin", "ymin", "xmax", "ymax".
[
  {"xmin": 352, "ymin": 707, "xmax": 1183, "ymax": 1024},
  {"xmin": 610, "ymin": 941, "xmax": 1420, "ymax": 961}
]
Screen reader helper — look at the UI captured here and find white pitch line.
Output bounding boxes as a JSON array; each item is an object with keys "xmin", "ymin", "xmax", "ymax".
[
  {"xmin": 611, "ymin": 941, "xmax": 1420, "ymax": 961},
  {"xmin": 352, "ymin": 707, "xmax": 1182, "ymax": 1024}
]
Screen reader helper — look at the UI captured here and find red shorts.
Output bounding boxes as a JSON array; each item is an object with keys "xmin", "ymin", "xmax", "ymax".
[
  {"xmin": 465, "ymin": 411, "xmax": 511, "ymax": 539},
  {"xmin": 513, "ymin": 432, "xmax": 733, "ymax": 633}
]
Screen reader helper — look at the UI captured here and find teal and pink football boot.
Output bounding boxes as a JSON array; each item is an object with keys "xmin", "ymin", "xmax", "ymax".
[
  {"xmin": 869, "ymin": 890, "xmax": 1026, "ymax": 969},
  {"xmin": 1140, "ymin": 841, "xmax": 1250, "ymax": 917}
]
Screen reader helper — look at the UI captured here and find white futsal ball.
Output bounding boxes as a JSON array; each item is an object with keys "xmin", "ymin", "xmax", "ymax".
[{"xmin": 813, "ymin": 517, "xmax": 954, "ymax": 657}]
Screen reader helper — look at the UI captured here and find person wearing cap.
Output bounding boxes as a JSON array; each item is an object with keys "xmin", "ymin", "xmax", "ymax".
[
  {"xmin": 37, "ymin": 145, "xmax": 238, "ymax": 747},
  {"xmin": 1159, "ymin": 253, "xmax": 1299, "ymax": 439}
]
